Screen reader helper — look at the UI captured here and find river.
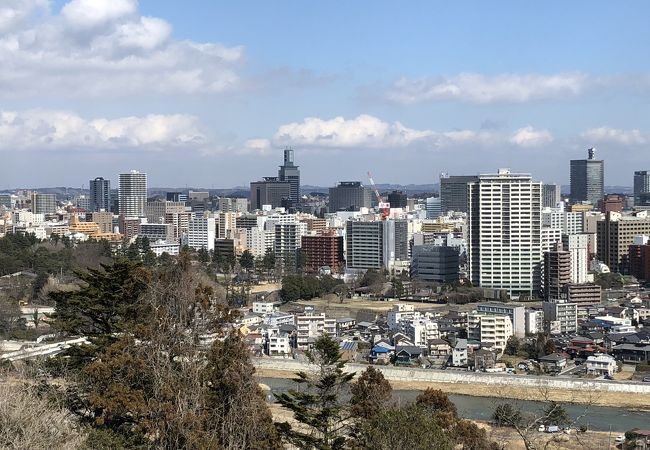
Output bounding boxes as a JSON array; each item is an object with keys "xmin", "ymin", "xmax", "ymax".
[{"xmin": 260, "ymin": 377, "xmax": 650, "ymax": 432}]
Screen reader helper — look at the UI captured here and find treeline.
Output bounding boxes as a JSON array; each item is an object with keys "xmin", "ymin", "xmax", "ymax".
[{"xmin": 280, "ymin": 274, "xmax": 345, "ymax": 302}]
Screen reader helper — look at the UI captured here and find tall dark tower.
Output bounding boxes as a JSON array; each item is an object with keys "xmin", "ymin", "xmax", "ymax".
[
  {"xmin": 89, "ymin": 177, "xmax": 111, "ymax": 212},
  {"xmin": 278, "ymin": 147, "xmax": 300, "ymax": 204},
  {"xmin": 570, "ymin": 148, "xmax": 604, "ymax": 206}
]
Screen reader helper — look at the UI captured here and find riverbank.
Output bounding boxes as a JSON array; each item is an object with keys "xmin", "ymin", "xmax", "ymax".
[
  {"xmin": 267, "ymin": 401, "xmax": 619, "ymax": 449},
  {"xmin": 255, "ymin": 366, "xmax": 650, "ymax": 411}
]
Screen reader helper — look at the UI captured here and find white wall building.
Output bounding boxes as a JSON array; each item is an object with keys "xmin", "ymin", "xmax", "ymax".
[
  {"xmin": 295, "ymin": 312, "xmax": 336, "ymax": 350},
  {"xmin": 252, "ymin": 301, "xmax": 275, "ymax": 315},
  {"xmin": 405, "ymin": 319, "xmax": 440, "ymax": 348},
  {"xmin": 562, "ymin": 233, "xmax": 589, "ymax": 284},
  {"xmin": 119, "ymin": 170, "xmax": 147, "ymax": 218},
  {"xmin": 186, "ymin": 216, "xmax": 216, "ymax": 251},
  {"xmin": 468, "ymin": 169, "xmax": 542, "ymax": 296},
  {"xmin": 467, "ymin": 313, "xmax": 513, "ymax": 353},
  {"xmin": 586, "ymin": 353, "xmax": 617, "ymax": 376}
]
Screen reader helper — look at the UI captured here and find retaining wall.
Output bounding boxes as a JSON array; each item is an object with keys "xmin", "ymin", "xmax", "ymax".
[{"xmin": 252, "ymin": 358, "xmax": 650, "ymax": 394}]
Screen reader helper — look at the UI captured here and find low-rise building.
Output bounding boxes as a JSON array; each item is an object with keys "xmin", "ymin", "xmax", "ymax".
[
  {"xmin": 295, "ymin": 312, "xmax": 336, "ymax": 350},
  {"xmin": 467, "ymin": 313, "xmax": 513, "ymax": 353},
  {"xmin": 585, "ymin": 353, "xmax": 617, "ymax": 376}
]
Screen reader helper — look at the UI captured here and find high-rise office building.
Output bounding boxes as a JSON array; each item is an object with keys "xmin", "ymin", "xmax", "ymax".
[
  {"xmin": 570, "ymin": 148, "xmax": 604, "ymax": 206},
  {"xmin": 278, "ymin": 148, "xmax": 300, "ymax": 204},
  {"xmin": 440, "ymin": 175, "xmax": 479, "ymax": 213},
  {"xmin": 346, "ymin": 221, "xmax": 384, "ymax": 270},
  {"xmin": 634, "ymin": 171, "xmax": 650, "ymax": 206},
  {"xmin": 250, "ymin": 178, "xmax": 291, "ymax": 210},
  {"xmin": 410, "ymin": 245, "xmax": 460, "ymax": 283},
  {"xmin": 328, "ymin": 182, "xmax": 373, "ymax": 212},
  {"xmin": 467, "ymin": 169, "xmax": 542, "ymax": 296},
  {"xmin": 31, "ymin": 193, "xmax": 57, "ymax": 214},
  {"xmin": 542, "ymin": 183, "xmax": 561, "ymax": 208},
  {"xmin": 387, "ymin": 191, "xmax": 407, "ymax": 208},
  {"xmin": 597, "ymin": 212, "xmax": 650, "ymax": 273},
  {"xmin": 89, "ymin": 177, "xmax": 111, "ymax": 212},
  {"xmin": 119, "ymin": 170, "xmax": 147, "ymax": 218},
  {"xmin": 166, "ymin": 192, "xmax": 188, "ymax": 203},
  {"xmin": 425, "ymin": 197, "xmax": 442, "ymax": 219}
]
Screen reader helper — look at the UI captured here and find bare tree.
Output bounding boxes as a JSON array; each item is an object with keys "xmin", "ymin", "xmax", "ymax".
[{"xmin": 0, "ymin": 374, "xmax": 86, "ymax": 450}]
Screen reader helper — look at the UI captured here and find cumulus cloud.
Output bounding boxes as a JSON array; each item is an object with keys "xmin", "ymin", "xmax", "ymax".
[
  {"xmin": 383, "ymin": 72, "xmax": 588, "ymax": 104},
  {"xmin": 269, "ymin": 114, "xmax": 551, "ymax": 150},
  {"xmin": 0, "ymin": 109, "xmax": 205, "ymax": 151},
  {"xmin": 581, "ymin": 127, "xmax": 647, "ymax": 145},
  {"xmin": 273, "ymin": 114, "xmax": 435, "ymax": 148},
  {"xmin": 0, "ymin": 0, "xmax": 243, "ymax": 97},
  {"xmin": 509, "ymin": 126, "xmax": 554, "ymax": 147}
]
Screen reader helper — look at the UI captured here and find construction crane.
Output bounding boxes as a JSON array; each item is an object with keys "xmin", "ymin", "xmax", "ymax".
[{"xmin": 367, "ymin": 171, "xmax": 390, "ymax": 220}]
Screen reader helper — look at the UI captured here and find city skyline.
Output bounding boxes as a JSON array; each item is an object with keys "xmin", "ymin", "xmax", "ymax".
[{"xmin": 2, "ymin": 1, "xmax": 650, "ymax": 188}]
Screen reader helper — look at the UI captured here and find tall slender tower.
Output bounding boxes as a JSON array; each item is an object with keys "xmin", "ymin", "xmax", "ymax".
[
  {"xmin": 89, "ymin": 177, "xmax": 111, "ymax": 212},
  {"xmin": 119, "ymin": 170, "xmax": 147, "ymax": 218},
  {"xmin": 570, "ymin": 148, "xmax": 604, "ymax": 206},
  {"xmin": 278, "ymin": 148, "xmax": 300, "ymax": 204}
]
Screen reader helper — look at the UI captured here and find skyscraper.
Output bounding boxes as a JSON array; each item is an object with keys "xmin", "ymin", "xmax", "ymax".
[
  {"xmin": 570, "ymin": 148, "xmax": 604, "ymax": 206},
  {"xmin": 250, "ymin": 178, "xmax": 291, "ymax": 210},
  {"xmin": 328, "ymin": 182, "xmax": 373, "ymax": 212},
  {"xmin": 119, "ymin": 170, "xmax": 147, "ymax": 218},
  {"xmin": 440, "ymin": 174, "xmax": 479, "ymax": 213},
  {"xmin": 634, "ymin": 170, "xmax": 650, "ymax": 206},
  {"xmin": 467, "ymin": 169, "xmax": 542, "ymax": 296},
  {"xmin": 278, "ymin": 148, "xmax": 300, "ymax": 204},
  {"xmin": 89, "ymin": 177, "xmax": 111, "ymax": 212},
  {"xmin": 542, "ymin": 183, "xmax": 561, "ymax": 208},
  {"xmin": 31, "ymin": 193, "xmax": 57, "ymax": 214}
]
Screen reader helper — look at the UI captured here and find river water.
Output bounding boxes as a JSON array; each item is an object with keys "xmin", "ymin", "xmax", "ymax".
[{"xmin": 260, "ymin": 377, "xmax": 650, "ymax": 432}]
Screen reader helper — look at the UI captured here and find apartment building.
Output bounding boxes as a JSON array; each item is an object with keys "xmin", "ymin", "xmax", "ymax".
[
  {"xmin": 295, "ymin": 312, "xmax": 337, "ymax": 350},
  {"xmin": 467, "ymin": 313, "xmax": 513, "ymax": 353}
]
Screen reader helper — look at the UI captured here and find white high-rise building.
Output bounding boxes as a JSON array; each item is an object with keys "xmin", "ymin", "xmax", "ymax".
[
  {"xmin": 562, "ymin": 233, "xmax": 589, "ymax": 284},
  {"xmin": 468, "ymin": 169, "xmax": 542, "ymax": 296},
  {"xmin": 186, "ymin": 216, "xmax": 216, "ymax": 251},
  {"xmin": 119, "ymin": 170, "xmax": 147, "ymax": 218},
  {"xmin": 248, "ymin": 226, "xmax": 275, "ymax": 258},
  {"xmin": 542, "ymin": 207, "xmax": 584, "ymax": 235}
]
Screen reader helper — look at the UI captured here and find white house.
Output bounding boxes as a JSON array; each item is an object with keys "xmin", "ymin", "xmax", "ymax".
[{"xmin": 586, "ymin": 353, "xmax": 617, "ymax": 377}]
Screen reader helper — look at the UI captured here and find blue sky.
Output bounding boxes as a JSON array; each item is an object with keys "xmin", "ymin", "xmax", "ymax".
[{"xmin": 2, "ymin": 0, "xmax": 650, "ymax": 188}]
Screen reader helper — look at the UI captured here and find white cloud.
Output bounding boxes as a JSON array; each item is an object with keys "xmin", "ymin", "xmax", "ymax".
[
  {"xmin": 273, "ymin": 114, "xmax": 435, "ymax": 148},
  {"xmin": 384, "ymin": 72, "xmax": 588, "ymax": 104},
  {"xmin": 270, "ymin": 114, "xmax": 551, "ymax": 150},
  {"xmin": 581, "ymin": 127, "xmax": 647, "ymax": 145},
  {"xmin": 243, "ymin": 138, "xmax": 272, "ymax": 154},
  {"xmin": 61, "ymin": 0, "xmax": 136, "ymax": 29},
  {"xmin": 0, "ymin": 0, "xmax": 243, "ymax": 97},
  {"xmin": 0, "ymin": 109, "xmax": 205, "ymax": 151},
  {"xmin": 509, "ymin": 126, "xmax": 554, "ymax": 147}
]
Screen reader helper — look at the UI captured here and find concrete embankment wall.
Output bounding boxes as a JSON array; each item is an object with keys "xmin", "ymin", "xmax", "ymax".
[{"xmin": 252, "ymin": 358, "xmax": 650, "ymax": 394}]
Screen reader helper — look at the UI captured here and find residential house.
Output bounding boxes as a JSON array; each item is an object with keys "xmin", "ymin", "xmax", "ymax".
[
  {"xmin": 585, "ymin": 353, "xmax": 617, "ymax": 376},
  {"xmin": 370, "ymin": 341, "xmax": 394, "ymax": 365},
  {"xmin": 612, "ymin": 343, "xmax": 650, "ymax": 363},
  {"xmin": 539, "ymin": 353, "xmax": 568, "ymax": 373},
  {"xmin": 394, "ymin": 345, "xmax": 422, "ymax": 365},
  {"xmin": 452, "ymin": 339, "xmax": 468, "ymax": 367},
  {"xmin": 470, "ymin": 349, "xmax": 496, "ymax": 371}
]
